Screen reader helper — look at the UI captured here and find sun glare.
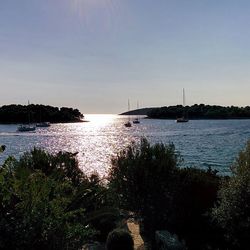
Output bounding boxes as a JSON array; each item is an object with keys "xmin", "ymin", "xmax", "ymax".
[
  {"xmin": 68, "ymin": 0, "xmax": 120, "ymax": 30},
  {"xmin": 84, "ymin": 114, "xmax": 117, "ymax": 126},
  {"xmin": 71, "ymin": 0, "xmax": 117, "ymax": 17}
]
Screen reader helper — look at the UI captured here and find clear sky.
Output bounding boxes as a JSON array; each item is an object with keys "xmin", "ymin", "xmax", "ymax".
[{"xmin": 1, "ymin": 0, "xmax": 250, "ymax": 114}]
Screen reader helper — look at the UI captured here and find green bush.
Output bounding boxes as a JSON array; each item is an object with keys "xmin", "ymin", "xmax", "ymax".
[
  {"xmin": 108, "ymin": 139, "xmax": 221, "ymax": 249},
  {"xmin": 108, "ymin": 139, "xmax": 181, "ymax": 236},
  {"xmin": 0, "ymin": 145, "xmax": 5, "ymax": 153},
  {"xmin": 212, "ymin": 141, "xmax": 250, "ymax": 250},
  {"xmin": 106, "ymin": 229, "xmax": 134, "ymax": 250},
  {"xmin": 0, "ymin": 149, "xmax": 118, "ymax": 250},
  {"xmin": 173, "ymin": 167, "xmax": 221, "ymax": 250}
]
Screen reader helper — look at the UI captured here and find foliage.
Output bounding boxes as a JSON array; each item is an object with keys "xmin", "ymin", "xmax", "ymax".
[
  {"xmin": 0, "ymin": 149, "xmax": 118, "ymax": 250},
  {"xmin": 212, "ymin": 141, "xmax": 250, "ymax": 250},
  {"xmin": 0, "ymin": 104, "xmax": 84, "ymax": 123},
  {"xmin": 108, "ymin": 139, "xmax": 221, "ymax": 249},
  {"xmin": 106, "ymin": 229, "xmax": 134, "ymax": 250},
  {"xmin": 173, "ymin": 167, "xmax": 221, "ymax": 250},
  {"xmin": 147, "ymin": 104, "xmax": 250, "ymax": 119},
  {"xmin": 108, "ymin": 139, "xmax": 181, "ymax": 235},
  {"xmin": 0, "ymin": 145, "xmax": 6, "ymax": 153}
]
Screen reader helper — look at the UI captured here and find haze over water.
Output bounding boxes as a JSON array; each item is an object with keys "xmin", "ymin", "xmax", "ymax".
[{"xmin": 1, "ymin": 115, "xmax": 250, "ymax": 176}]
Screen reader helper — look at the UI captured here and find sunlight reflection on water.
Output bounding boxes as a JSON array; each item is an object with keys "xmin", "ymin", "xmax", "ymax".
[{"xmin": 1, "ymin": 115, "xmax": 250, "ymax": 176}]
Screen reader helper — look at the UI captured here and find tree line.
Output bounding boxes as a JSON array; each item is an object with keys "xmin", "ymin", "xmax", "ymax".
[
  {"xmin": 0, "ymin": 104, "xmax": 84, "ymax": 123},
  {"xmin": 147, "ymin": 104, "xmax": 250, "ymax": 119}
]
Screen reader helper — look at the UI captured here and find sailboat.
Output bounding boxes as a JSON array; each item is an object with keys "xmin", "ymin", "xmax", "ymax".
[
  {"xmin": 124, "ymin": 99, "xmax": 132, "ymax": 127},
  {"xmin": 36, "ymin": 109, "xmax": 50, "ymax": 127},
  {"xmin": 17, "ymin": 102, "xmax": 36, "ymax": 132},
  {"xmin": 133, "ymin": 101, "xmax": 140, "ymax": 124},
  {"xmin": 176, "ymin": 89, "xmax": 189, "ymax": 123}
]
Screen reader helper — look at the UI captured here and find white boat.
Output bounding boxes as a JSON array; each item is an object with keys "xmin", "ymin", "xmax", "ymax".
[
  {"xmin": 17, "ymin": 101, "xmax": 36, "ymax": 132},
  {"xmin": 36, "ymin": 122, "xmax": 50, "ymax": 127},
  {"xmin": 17, "ymin": 124, "xmax": 36, "ymax": 132},
  {"xmin": 176, "ymin": 89, "xmax": 189, "ymax": 123}
]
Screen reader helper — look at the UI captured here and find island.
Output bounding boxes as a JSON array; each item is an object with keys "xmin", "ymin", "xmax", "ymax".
[
  {"xmin": 0, "ymin": 104, "xmax": 84, "ymax": 124},
  {"xmin": 120, "ymin": 107, "xmax": 155, "ymax": 116},
  {"xmin": 122, "ymin": 104, "xmax": 250, "ymax": 119}
]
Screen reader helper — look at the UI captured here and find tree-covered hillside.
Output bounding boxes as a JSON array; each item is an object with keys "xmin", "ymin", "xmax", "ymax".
[
  {"xmin": 147, "ymin": 104, "xmax": 250, "ymax": 119},
  {"xmin": 0, "ymin": 104, "xmax": 84, "ymax": 123}
]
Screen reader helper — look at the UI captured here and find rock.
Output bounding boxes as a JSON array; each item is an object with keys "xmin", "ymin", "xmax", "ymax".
[
  {"xmin": 82, "ymin": 242, "xmax": 105, "ymax": 250},
  {"xmin": 155, "ymin": 231, "xmax": 186, "ymax": 250}
]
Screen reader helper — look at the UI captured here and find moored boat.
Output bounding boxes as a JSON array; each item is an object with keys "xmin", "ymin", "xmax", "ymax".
[
  {"xmin": 176, "ymin": 89, "xmax": 189, "ymax": 123},
  {"xmin": 36, "ymin": 122, "xmax": 50, "ymax": 127},
  {"xmin": 133, "ymin": 118, "xmax": 140, "ymax": 124},
  {"xmin": 133, "ymin": 101, "xmax": 141, "ymax": 124},
  {"xmin": 124, "ymin": 99, "xmax": 132, "ymax": 127},
  {"xmin": 124, "ymin": 121, "xmax": 132, "ymax": 127},
  {"xmin": 17, "ymin": 124, "xmax": 36, "ymax": 132},
  {"xmin": 176, "ymin": 117, "xmax": 189, "ymax": 123}
]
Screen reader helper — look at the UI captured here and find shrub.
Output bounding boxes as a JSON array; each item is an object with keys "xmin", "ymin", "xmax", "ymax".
[
  {"xmin": 108, "ymin": 139, "xmax": 221, "ymax": 249},
  {"xmin": 173, "ymin": 167, "xmax": 221, "ymax": 249},
  {"xmin": 0, "ymin": 145, "xmax": 6, "ymax": 153},
  {"xmin": 106, "ymin": 229, "xmax": 134, "ymax": 250},
  {"xmin": 108, "ymin": 138, "xmax": 181, "ymax": 237},
  {"xmin": 212, "ymin": 141, "xmax": 250, "ymax": 250},
  {"xmin": 0, "ymin": 149, "xmax": 118, "ymax": 250}
]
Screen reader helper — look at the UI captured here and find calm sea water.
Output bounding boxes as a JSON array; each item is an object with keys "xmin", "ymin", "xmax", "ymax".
[{"xmin": 1, "ymin": 114, "xmax": 250, "ymax": 176}]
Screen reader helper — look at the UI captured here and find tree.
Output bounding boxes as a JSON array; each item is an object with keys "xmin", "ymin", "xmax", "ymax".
[
  {"xmin": 108, "ymin": 139, "xmax": 181, "ymax": 237},
  {"xmin": 108, "ymin": 139, "xmax": 221, "ymax": 249},
  {"xmin": 212, "ymin": 141, "xmax": 250, "ymax": 250},
  {"xmin": 0, "ymin": 149, "xmax": 117, "ymax": 250}
]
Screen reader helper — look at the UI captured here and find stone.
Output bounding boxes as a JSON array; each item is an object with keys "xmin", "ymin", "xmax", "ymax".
[{"xmin": 155, "ymin": 231, "xmax": 186, "ymax": 250}]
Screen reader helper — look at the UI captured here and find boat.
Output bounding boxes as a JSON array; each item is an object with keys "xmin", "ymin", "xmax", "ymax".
[
  {"xmin": 17, "ymin": 101, "xmax": 36, "ymax": 132},
  {"xmin": 176, "ymin": 117, "xmax": 188, "ymax": 123},
  {"xmin": 133, "ymin": 118, "xmax": 140, "ymax": 124},
  {"xmin": 176, "ymin": 89, "xmax": 189, "ymax": 123},
  {"xmin": 124, "ymin": 99, "xmax": 132, "ymax": 127},
  {"xmin": 36, "ymin": 122, "xmax": 50, "ymax": 127},
  {"xmin": 133, "ymin": 101, "xmax": 141, "ymax": 124},
  {"xmin": 17, "ymin": 124, "xmax": 36, "ymax": 132},
  {"xmin": 124, "ymin": 121, "xmax": 132, "ymax": 127}
]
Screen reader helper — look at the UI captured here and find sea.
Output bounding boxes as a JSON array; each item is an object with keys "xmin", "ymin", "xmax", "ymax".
[{"xmin": 1, "ymin": 114, "xmax": 250, "ymax": 176}]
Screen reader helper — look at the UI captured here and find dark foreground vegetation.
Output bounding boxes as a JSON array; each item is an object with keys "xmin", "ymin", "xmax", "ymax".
[
  {"xmin": 0, "ymin": 139, "xmax": 250, "ymax": 249},
  {"xmin": 0, "ymin": 104, "xmax": 84, "ymax": 123},
  {"xmin": 147, "ymin": 104, "xmax": 250, "ymax": 119}
]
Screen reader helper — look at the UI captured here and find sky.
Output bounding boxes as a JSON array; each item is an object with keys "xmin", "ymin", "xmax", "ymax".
[{"xmin": 1, "ymin": 0, "xmax": 250, "ymax": 114}]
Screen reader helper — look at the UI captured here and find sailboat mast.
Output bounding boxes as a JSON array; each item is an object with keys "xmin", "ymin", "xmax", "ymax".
[
  {"xmin": 183, "ymin": 88, "xmax": 186, "ymax": 107},
  {"xmin": 28, "ymin": 100, "xmax": 31, "ymax": 124}
]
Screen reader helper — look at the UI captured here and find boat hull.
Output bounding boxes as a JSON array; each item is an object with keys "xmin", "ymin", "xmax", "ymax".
[{"xmin": 17, "ymin": 125, "xmax": 36, "ymax": 132}]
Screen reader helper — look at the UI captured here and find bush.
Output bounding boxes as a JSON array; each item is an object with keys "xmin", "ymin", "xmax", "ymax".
[
  {"xmin": 0, "ymin": 149, "xmax": 118, "ymax": 250},
  {"xmin": 108, "ymin": 138, "xmax": 181, "ymax": 237},
  {"xmin": 173, "ymin": 167, "xmax": 221, "ymax": 249},
  {"xmin": 212, "ymin": 141, "xmax": 250, "ymax": 250},
  {"xmin": 106, "ymin": 229, "xmax": 134, "ymax": 250},
  {"xmin": 108, "ymin": 139, "xmax": 221, "ymax": 249}
]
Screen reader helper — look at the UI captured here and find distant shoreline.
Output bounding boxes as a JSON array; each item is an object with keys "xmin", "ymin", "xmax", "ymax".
[
  {"xmin": 121, "ymin": 104, "xmax": 250, "ymax": 120},
  {"xmin": 145, "ymin": 117, "xmax": 250, "ymax": 120},
  {"xmin": 0, "ymin": 104, "xmax": 85, "ymax": 124},
  {"xmin": 0, "ymin": 120, "xmax": 89, "ymax": 125}
]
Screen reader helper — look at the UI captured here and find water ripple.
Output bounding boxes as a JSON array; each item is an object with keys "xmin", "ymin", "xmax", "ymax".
[{"xmin": 1, "ymin": 116, "xmax": 250, "ymax": 176}]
